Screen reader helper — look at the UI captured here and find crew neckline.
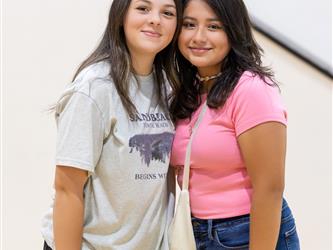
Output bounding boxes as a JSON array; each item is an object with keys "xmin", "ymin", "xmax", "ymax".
[{"xmin": 135, "ymin": 71, "xmax": 154, "ymax": 84}]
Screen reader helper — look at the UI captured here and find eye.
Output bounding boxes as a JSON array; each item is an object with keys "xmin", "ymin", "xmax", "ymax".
[
  {"xmin": 136, "ymin": 6, "xmax": 150, "ymax": 13},
  {"xmin": 182, "ymin": 22, "xmax": 195, "ymax": 29},
  {"xmin": 208, "ymin": 24, "xmax": 223, "ymax": 30},
  {"xmin": 163, "ymin": 10, "xmax": 176, "ymax": 17}
]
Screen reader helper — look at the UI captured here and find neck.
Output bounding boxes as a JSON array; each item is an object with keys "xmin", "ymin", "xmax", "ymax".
[
  {"xmin": 201, "ymin": 80, "xmax": 215, "ymax": 94},
  {"xmin": 130, "ymin": 51, "xmax": 155, "ymax": 76},
  {"xmin": 197, "ymin": 65, "xmax": 221, "ymax": 78},
  {"xmin": 196, "ymin": 71, "xmax": 222, "ymax": 94}
]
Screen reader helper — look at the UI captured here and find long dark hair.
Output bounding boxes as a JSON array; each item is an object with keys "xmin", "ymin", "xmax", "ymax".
[
  {"xmin": 170, "ymin": 0, "xmax": 277, "ymax": 120},
  {"xmin": 73, "ymin": 0, "xmax": 183, "ymax": 115}
]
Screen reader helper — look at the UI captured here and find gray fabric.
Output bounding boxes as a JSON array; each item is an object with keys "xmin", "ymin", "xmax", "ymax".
[{"xmin": 41, "ymin": 61, "xmax": 175, "ymax": 250}]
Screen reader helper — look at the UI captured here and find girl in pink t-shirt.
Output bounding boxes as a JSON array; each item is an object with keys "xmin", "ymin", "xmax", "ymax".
[{"xmin": 170, "ymin": 0, "xmax": 300, "ymax": 249}]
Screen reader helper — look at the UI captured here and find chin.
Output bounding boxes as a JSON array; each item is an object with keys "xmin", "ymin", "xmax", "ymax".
[
  {"xmin": 190, "ymin": 61, "xmax": 211, "ymax": 69},
  {"xmin": 184, "ymin": 56, "xmax": 206, "ymax": 67},
  {"xmin": 139, "ymin": 43, "xmax": 167, "ymax": 54}
]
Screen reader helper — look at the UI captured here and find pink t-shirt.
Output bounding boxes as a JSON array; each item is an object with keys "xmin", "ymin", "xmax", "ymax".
[{"xmin": 170, "ymin": 72, "xmax": 287, "ymax": 219}]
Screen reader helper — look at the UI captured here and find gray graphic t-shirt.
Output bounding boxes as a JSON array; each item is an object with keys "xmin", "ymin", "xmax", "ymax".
[{"xmin": 41, "ymin": 62, "xmax": 175, "ymax": 250}]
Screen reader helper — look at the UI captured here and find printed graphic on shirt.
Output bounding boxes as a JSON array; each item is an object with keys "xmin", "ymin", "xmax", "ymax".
[
  {"xmin": 129, "ymin": 132, "xmax": 174, "ymax": 166},
  {"xmin": 129, "ymin": 112, "xmax": 171, "ymax": 122},
  {"xmin": 129, "ymin": 112, "xmax": 172, "ymax": 129}
]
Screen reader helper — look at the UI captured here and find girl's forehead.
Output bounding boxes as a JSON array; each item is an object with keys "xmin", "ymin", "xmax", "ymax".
[
  {"xmin": 183, "ymin": 0, "xmax": 219, "ymax": 18},
  {"xmin": 132, "ymin": 0, "xmax": 176, "ymax": 6}
]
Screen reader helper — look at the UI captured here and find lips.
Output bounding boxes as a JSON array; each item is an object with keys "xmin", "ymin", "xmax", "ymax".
[
  {"xmin": 189, "ymin": 47, "xmax": 211, "ymax": 55},
  {"xmin": 142, "ymin": 30, "xmax": 161, "ymax": 38}
]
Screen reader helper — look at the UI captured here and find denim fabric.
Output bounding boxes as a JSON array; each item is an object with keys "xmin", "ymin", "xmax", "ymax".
[
  {"xmin": 192, "ymin": 199, "xmax": 300, "ymax": 250},
  {"xmin": 43, "ymin": 241, "xmax": 52, "ymax": 250}
]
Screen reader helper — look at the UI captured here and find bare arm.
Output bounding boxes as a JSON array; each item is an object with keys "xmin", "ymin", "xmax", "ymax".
[
  {"xmin": 167, "ymin": 166, "xmax": 176, "ymax": 200},
  {"xmin": 53, "ymin": 165, "xmax": 88, "ymax": 250},
  {"xmin": 237, "ymin": 122, "xmax": 286, "ymax": 250}
]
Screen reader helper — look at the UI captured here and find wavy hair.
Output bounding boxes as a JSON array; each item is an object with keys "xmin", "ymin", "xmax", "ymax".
[{"xmin": 170, "ymin": 0, "xmax": 277, "ymax": 120}]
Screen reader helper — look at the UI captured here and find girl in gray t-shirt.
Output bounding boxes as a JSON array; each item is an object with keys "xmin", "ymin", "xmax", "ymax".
[{"xmin": 41, "ymin": 0, "xmax": 182, "ymax": 249}]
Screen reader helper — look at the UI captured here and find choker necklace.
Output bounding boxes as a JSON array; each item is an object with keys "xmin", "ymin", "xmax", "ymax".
[{"xmin": 196, "ymin": 72, "xmax": 222, "ymax": 82}]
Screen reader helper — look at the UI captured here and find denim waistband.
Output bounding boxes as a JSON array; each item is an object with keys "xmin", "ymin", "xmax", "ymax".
[
  {"xmin": 192, "ymin": 198, "xmax": 290, "ymax": 231},
  {"xmin": 191, "ymin": 213, "xmax": 249, "ymax": 227}
]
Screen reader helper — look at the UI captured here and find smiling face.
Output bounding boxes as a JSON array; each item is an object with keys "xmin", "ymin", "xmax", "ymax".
[
  {"xmin": 178, "ymin": 0, "xmax": 231, "ymax": 76},
  {"xmin": 123, "ymin": 0, "xmax": 177, "ymax": 59}
]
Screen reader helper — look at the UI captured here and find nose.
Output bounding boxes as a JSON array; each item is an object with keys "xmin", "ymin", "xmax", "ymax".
[
  {"xmin": 192, "ymin": 26, "xmax": 207, "ymax": 44},
  {"xmin": 148, "ymin": 11, "xmax": 161, "ymax": 26}
]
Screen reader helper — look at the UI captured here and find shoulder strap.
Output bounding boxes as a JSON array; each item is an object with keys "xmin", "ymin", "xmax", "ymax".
[{"xmin": 182, "ymin": 101, "xmax": 207, "ymax": 190}]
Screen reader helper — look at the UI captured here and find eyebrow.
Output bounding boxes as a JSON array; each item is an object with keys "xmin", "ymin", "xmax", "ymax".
[
  {"xmin": 183, "ymin": 16, "xmax": 221, "ymax": 22},
  {"xmin": 135, "ymin": 0, "xmax": 176, "ymax": 8}
]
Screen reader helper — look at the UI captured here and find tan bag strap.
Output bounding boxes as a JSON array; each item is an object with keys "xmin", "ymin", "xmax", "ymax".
[{"xmin": 182, "ymin": 101, "xmax": 207, "ymax": 191}]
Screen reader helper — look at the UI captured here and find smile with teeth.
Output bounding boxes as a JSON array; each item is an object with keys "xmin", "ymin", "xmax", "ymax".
[{"xmin": 142, "ymin": 30, "xmax": 161, "ymax": 38}]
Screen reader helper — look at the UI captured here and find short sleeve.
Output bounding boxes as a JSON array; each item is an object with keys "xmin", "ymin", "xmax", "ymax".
[
  {"xmin": 55, "ymin": 92, "xmax": 104, "ymax": 173},
  {"xmin": 231, "ymin": 74, "xmax": 287, "ymax": 137}
]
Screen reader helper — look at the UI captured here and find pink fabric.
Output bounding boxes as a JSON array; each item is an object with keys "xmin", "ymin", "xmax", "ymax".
[{"xmin": 170, "ymin": 72, "xmax": 287, "ymax": 219}]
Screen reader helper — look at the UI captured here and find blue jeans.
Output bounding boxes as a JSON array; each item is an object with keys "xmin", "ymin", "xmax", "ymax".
[{"xmin": 191, "ymin": 199, "xmax": 300, "ymax": 250}]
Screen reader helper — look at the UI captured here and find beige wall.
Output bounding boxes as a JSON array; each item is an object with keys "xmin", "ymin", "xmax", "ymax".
[
  {"xmin": 244, "ymin": 0, "xmax": 332, "ymax": 74},
  {"xmin": 3, "ymin": 0, "xmax": 332, "ymax": 249},
  {"xmin": 3, "ymin": 1, "xmax": 111, "ymax": 249}
]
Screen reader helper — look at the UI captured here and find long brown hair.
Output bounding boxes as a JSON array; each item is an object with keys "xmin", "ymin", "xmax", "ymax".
[
  {"xmin": 74, "ymin": 0, "xmax": 183, "ymax": 115},
  {"xmin": 171, "ymin": 0, "xmax": 277, "ymax": 120}
]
